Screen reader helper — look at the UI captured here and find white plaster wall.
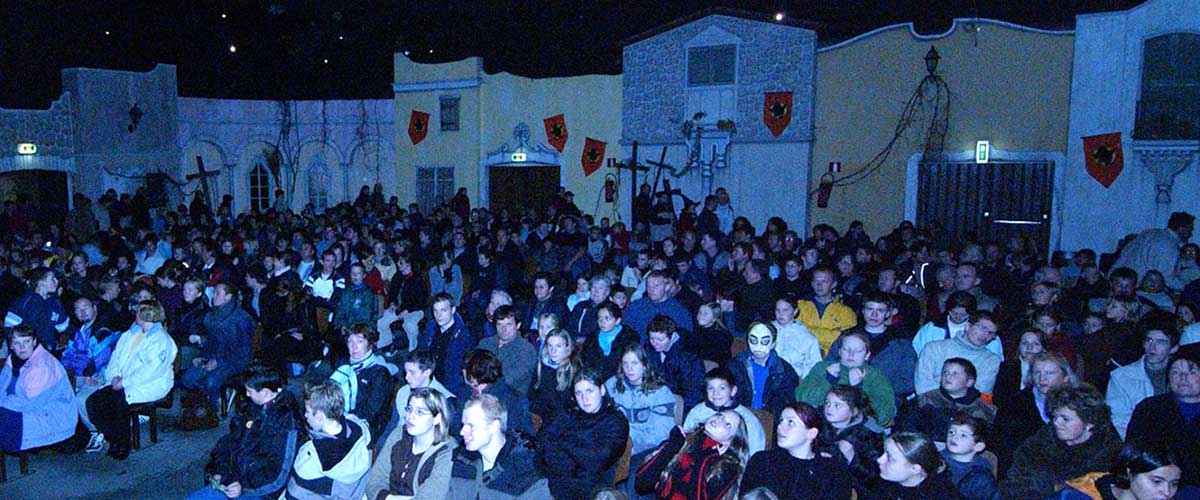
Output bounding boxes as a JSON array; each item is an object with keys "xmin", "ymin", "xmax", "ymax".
[{"xmin": 1061, "ymin": 0, "xmax": 1200, "ymax": 253}]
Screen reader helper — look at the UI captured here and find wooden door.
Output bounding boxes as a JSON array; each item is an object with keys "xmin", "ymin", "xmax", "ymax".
[
  {"xmin": 489, "ymin": 166, "xmax": 560, "ymax": 217},
  {"xmin": 917, "ymin": 159, "xmax": 1055, "ymax": 253}
]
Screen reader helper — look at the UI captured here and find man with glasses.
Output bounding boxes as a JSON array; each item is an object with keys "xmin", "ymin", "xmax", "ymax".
[{"xmin": 1107, "ymin": 311, "xmax": 1181, "ymax": 438}]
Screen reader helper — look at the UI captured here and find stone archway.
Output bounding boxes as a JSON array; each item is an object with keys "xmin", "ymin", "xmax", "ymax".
[{"xmin": 479, "ymin": 123, "xmax": 561, "ymax": 216}]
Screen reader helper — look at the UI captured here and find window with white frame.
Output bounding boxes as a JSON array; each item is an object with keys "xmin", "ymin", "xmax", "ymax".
[
  {"xmin": 416, "ymin": 166, "xmax": 454, "ymax": 213},
  {"xmin": 249, "ymin": 163, "xmax": 270, "ymax": 213},
  {"xmin": 685, "ymin": 43, "xmax": 737, "ymax": 125},
  {"xmin": 307, "ymin": 160, "xmax": 331, "ymax": 211}
]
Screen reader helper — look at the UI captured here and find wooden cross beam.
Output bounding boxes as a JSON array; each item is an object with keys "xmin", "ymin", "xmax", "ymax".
[{"xmin": 185, "ymin": 156, "xmax": 220, "ymax": 209}]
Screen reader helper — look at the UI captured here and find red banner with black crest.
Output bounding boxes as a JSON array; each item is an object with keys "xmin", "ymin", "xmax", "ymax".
[
  {"xmin": 1083, "ymin": 132, "xmax": 1124, "ymax": 188},
  {"xmin": 544, "ymin": 114, "xmax": 568, "ymax": 152},
  {"xmin": 763, "ymin": 91, "xmax": 793, "ymax": 137},
  {"xmin": 581, "ymin": 137, "xmax": 606, "ymax": 177},
  {"xmin": 408, "ymin": 110, "xmax": 430, "ymax": 145}
]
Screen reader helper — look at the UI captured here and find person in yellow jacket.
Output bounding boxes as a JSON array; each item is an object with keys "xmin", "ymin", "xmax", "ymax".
[{"xmin": 795, "ymin": 267, "xmax": 857, "ymax": 354}]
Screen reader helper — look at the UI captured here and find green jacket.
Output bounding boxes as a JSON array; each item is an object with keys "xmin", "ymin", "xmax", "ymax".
[{"xmin": 795, "ymin": 360, "xmax": 896, "ymax": 426}]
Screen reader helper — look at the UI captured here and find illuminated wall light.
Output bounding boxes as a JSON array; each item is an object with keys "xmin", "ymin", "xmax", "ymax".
[
  {"xmin": 976, "ymin": 140, "xmax": 990, "ymax": 164},
  {"xmin": 16, "ymin": 143, "xmax": 37, "ymax": 155}
]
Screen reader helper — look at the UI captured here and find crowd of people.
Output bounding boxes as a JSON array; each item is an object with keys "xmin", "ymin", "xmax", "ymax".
[{"xmin": 0, "ymin": 184, "xmax": 1198, "ymax": 500}]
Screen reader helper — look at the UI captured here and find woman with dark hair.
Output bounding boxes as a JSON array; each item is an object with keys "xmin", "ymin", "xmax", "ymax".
[
  {"xmin": 329, "ymin": 323, "xmax": 394, "ymax": 446},
  {"xmin": 740, "ymin": 401, "xmax": 853, "ymax": 499},
  {"xmin": 187, "ymin": 364, "xmax": 302, "ymax": 500},
  {"xmin": 173, "ymin": 277, "xmax": 210, "ymax": 369},
  {"xmin": 580, "ymin": 301, "xmax": 641, "ymax": 381},
  {"xmin": 531, "ymin": 328, "xmax": 582, "ymax": 424},
  {"xmin": 816, "ymin": 385, "xmax": 885, "ymax": 494},
  {"xmin": 874, "ymin": 432, "xmax": 963, "ymax": 499},
  {"xmin": 428, "ymin": 250, "xmax": 464, "ymax": 306},
  {"xmin": 386, "ymin": 255, "xmax": 428, "ymax": 350},
  {"xmin": 1000, "ymin": 385, "xmax": 1124, "ymax": 499},
  {"xmin": 992, "ymin": 329, "xmax": 1047, "ymax": 410},
  {"xmin": 537, "ymin": 368, "xmax": 630, "ymax": 499},
  {"xmin": 261, "ymin": 278, "xmax": 319, "ymax": 373},
  {"xmin": 1054, "ymin": 440, "xmax": 1181, "ymax": 500},
  {"xmin": 5, "ymin": 266, "xmax": 69, "ymax": 350},
  {"xmin": 0, "ymin": 326, "xmax": 77, "ymax": 453},
  {"xmin": 635, "ymin": 409, "xmax": 750, "ymax": 500}
]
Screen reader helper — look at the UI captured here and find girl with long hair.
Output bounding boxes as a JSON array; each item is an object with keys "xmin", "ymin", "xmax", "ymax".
[
  {"xmin": 364, "ymin": 387, "xmax": 457, "ymax": 500},
  {"xmin": 531, "ymin": 328, "xmax": 581, "ymax": 422},
  {"xmin": 635, "ymin": 409, "xmax": 750, "ymax": 500},
  {"xmin": 606, "ymin": 344, "xmax": 680, "ymax": 498}
]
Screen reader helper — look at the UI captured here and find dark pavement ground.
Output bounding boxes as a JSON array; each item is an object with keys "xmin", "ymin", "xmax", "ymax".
[{"xmin": 0, "ymin": 404, "xmax": 228, "ymax": 500}]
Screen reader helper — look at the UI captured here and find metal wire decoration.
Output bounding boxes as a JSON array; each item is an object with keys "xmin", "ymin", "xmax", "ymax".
[{"xmin": 810, "ymin": 45, "xmax": 951, "ymax": 196}]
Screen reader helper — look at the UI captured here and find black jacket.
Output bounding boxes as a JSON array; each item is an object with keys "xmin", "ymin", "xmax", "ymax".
[
  {"xmin": 172, "ymin": 299, "xmax": 209, "ymax": 348},
  {"xmin": 999, "ymin": 422, "xmax": 1123, "ymax": 499},
  {"xmin": 646, "ymin": 340, "xmax": 707, "ymax": 409},
  {"xmin": 683, "ymin": 323, "xmax": 733, "ymax": 367},
  {"xmin": 992, "ymin": 387, "xmax": 1046, "ymax": 477},
  {"xmin": 863, "ymin": 472, "xmax": 963, "ymax": 500},
  {"xmin": 449, "ymin": 433, "xmax": 546, "ymax": 498},
  {"xmin": 566, "ymin": 299, "xmax": 607, "ymax": 342},
  {"xmin": 536, "ymin": 399, "xmax": 629, "ymax": 500},
  {"xmin": 387, "ymin": 271, "xmax": 429, "ymax": 312},
  {"xmin": 817, "ymin": 420, "xmax": 885, "ymax": 493},
  {"xmin": 741, "ymin": 448, "xmax": 854, "ymax": 499},
  {"xmin": 727, "ymin": 351, "xmax": 800, "ymax": 417},
  {"xmin": 1127, "ymin": 393, "xmax": 1200, "ymax": 488},
  {"xmin": 206, "ymin": 389, "xmax": 304, "ymax": 497},
  {"xmin": 529, "ymin": 362, "xmax": 575, "ymax": 424},
  {"xmin": 579, "ymin": 325, "xmax": 642, "ymax": 382}
]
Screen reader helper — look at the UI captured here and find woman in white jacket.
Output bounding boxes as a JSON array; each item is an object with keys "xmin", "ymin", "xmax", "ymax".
[{"xmin": 86, "ymin": 300, "xmax": 178, "ymax": 460}]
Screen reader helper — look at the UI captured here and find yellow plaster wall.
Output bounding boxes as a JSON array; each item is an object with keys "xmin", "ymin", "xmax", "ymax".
[{"xmin": 810, "ymin": 22, "xmax": 1074, "ymax": 237}]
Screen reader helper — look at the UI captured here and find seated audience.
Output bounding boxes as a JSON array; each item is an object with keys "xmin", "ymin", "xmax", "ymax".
[
  {"xmin": 61, "ymin": 297, "xmax": 119, "ymax": 451},
  {"xmin": 896, "ymin": 358, "xmax": 995, "ymax": 443},
  {"xmin": 826, "ymin": 292, "xmax": 918, "ymax": 401},
  {"xmin": 816, "ymin": 385, "xmax": 885, "ymax": 495},
  {"xmin": 580, "ymin": 301, "xmax": 641, "ymax": 381},
  {"xmin": 86, "ymin": 300, "xmax": 177, "ymax": 460},
  {"xmin": 188, "ymin": 364, "xmax": 301, "ymax": 500},
  {"xmin": 727, "ymin": 322, "xmax": 801, "ymax": 417},
  {"xmin": 683, "ymin": 366, "xmax": 768, "ymax": 455},
  {"xmin": 449, "ymin": 394, "xmax": 551, "ymax": 499},
  {"xmin": 992, "ymin": 329, "xmax": 1046, "ymax": 411},
  {"xmin": 771, "ymin": 297, "xmax": 823, "ymax": 379},
  {"xmin": 635, "ymin": 410, "xmax": 749, "ymax": 500},
  {"xmin": 740, "ymin": 401, "xmax": 853, "ymax": 500},
  {"xmin": 686, "ymin": 302, "xmax": 734, "ymax": 369},
  {"xmin": 537, "ymin": 369, "xmax": 630, "ymax": 499},
  {"xmin": 1082, "ymin": 295, "xmax": 1142, "ymax": 390},
  {"xmin": 182, "ymin": 281, "xmax": 253, "ymax": 409},
  {"xmin": 418, "ymin": 292, "xmax": 477, "ymax": 399},
  {"xmin": 1126, "ymin": 347, "xmax": 1200, "ymax": 493},
  {"xmin": 605, "ymin": 343, "xmax": 680, "ymax": 497},
  {"xmin": 1106, "ymin": 311, "xmax": 1180, "ymax": 438},
  {"xmin": 286, "ymin": 380, "xmax": 372, "ymax": 499},
  {"xmin": 529, "ymin": 328, "xmax": 581, "ymax": 424},
  {"xmin": 364, "ymin": 387, "xmax": 456, "ymax": 500},
  {"xmin": 799, "ymin": 330, "xmax": 896, "ymax": 426},
  {"xmin": 644, "ymin": 315, "xmax": 705, "ymax": 409},
  {"xmin": 4, "ymin": 267, "xmax": 70, "ymax": 350},
  {"xmin": 0, "ymin": 326, "xmax": 77, "ymax": 453},
  {"xmin": 330, "ymin": 322, "xmax": 395, "ymax": 446},
  {"xmin": 476, "ymin": 305, "xmax": 538, "ymax": 396},
  {"xmin": 874, "ymin": 432, "xmax": 964, "ymax": 500},
  {"xmin": 915, "ymin": 311, "xmax": 1002, "ymax": 395},
  {"xmin": 1000, "ymin": 385, "xmax": 1123, "ymax": 499},
  {"xmin": 993, "ymin": 352, "xmax": 1079, "ymax": 476},
  {"xmin": 1055, "ymin": 440, "xmax": 1183, "ymax": 500},
  {"xmin": 941, "ymin": 414, "xmax": 1000, "ymax": 500},
  {"xmin": 796, "ymin": 266, "xmax": 858, "ymax": 353}
]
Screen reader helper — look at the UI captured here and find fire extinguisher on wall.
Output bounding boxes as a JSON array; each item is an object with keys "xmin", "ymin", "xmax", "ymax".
[
  {"xmin": 604, "ymin": 177, "xmax": 616, "ymax": 203},
  {"xmin": 817, "ymin": 172, "xmax": 834, "ymax": 208}
]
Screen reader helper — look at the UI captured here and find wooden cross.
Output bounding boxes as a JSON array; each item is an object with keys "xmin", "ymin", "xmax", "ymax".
[
  {"xmin": 607, "ymin": 141, "xmax": 650, "ymax": 223},
  {"xmin": 185, "ymin": 156, "xmax": 220, "ymax": 210}
]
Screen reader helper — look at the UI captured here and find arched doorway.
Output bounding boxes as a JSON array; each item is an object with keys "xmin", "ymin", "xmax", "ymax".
[
  {"xmin": 0, "ymin": 169, "xmax": 70, "ymax": 227},
  {"xmin": 480, "ymin": 123, "xmax": 561, "ymax": 217}
]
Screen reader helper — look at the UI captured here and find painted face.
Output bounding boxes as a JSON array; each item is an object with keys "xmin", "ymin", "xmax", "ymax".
[
  {"xmin": 346, "ymin": 333, "xmax": 372, "ymax": 362},
  {"xmin": 404, "ymin": 362, "xmax": 432, "ymax": 389},
  {"xmin": 706, "ymin": 378, "xmax": 736, "ymax": 408},
  {"xmin": 862, "ymin": 301, "xmax": 892, "ymax": 328},
  {"xmin": 404, "ymin": 397, "xmax": 437, "ymax": 437},
  {"xmin": 940, "ymin": 362, "xmax": 973, "ymax": 395},
  {"xmin": 460, "ymin": 404, "xmax": 497, "ymax": 452},
  {"xmin": 433, "ymin": 300, "xmax": 455, "ymax": 327},
  {"xmin": 877, "ymin": 438, "xmax": 921, "ymax": 484},
  {"xmin": 574, "ymin": 378, "xmax": 605, "ymax": 414},
  {"xmin": 703, "ymin": 410, "xmax": 742, "ymax": 446},
  {"xmin": 965, "ymin": 319, "xmax": 998, "ymax": 348},
  {"xmin": 945, "ymin": 424, "xmax": 981, "ymax": 457},
  {"xmin": 774, "ymin": 300, "xmax": 796, "ymax": 326},
  {"xmin": 1052, "ymin": 407, "xmax": 1093, "ymax": 445},
  {"xmin": 838, "ymin": 336, "xmax": 870, "ymax": 368},
  {"xmin": 621, "ymin": 351, "xmax": 646, "ymax": 385},
  {"xmin": 1169, "ymin": 360, "xmax": 1200, "ymax": 400},
  {"xmin": 747, "ymin": 325, "xmax": 776, "ymax": 363},
  {"xmin": 824, "ymin": 392, "xmax": 854, "ymax": 427},
  {"xmin": 775, "ymin": 407, "xmax": 815, "ymax": 451},
  {"xmin": 245, "ymin": 385, "xmax": 278, "ymax": 406},
  {"xmin": 495, "ymin": 317, "xmax": 520, "ymax": 342},
  {"xmin": 546, "ymin": 335, "xmax": 571, "ymax": 364},
  {"xmin": 596, "ymin": 308, "xmax": 619, "ymax": 333},
  {"xmin": 1018, "ymin": 332, "xmax": 1045, "ymax": 362},
  {"xmin": 1033, "ymin": 359, "xmax": 1068, "ymax": 395}
]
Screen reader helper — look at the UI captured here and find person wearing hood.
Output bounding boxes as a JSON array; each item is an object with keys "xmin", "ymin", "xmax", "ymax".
[
  {"xmin": 187, "ymin": 364, "xmax": 303, "ymax": 500},
  {"xmin": 329, "ymin": 323, "xmax": 395, "ymax": 447},
  {"xmin": 183, "ymin": 281, "xmax": 253, "ymax": 409},
  {"xmin": 286, "ymin": 381, "xmax": 372, "ymax": 500},
  {"xmin": 536, "ymin": 368, "xmax": 630, "ymax": 499},
  {"xmin": 896, "ymin": 358, "xmax": 995, "ymax": 443},
  {"xmin": 86, "ymin": 299, "xmax": 177, "ymax": 460},
  {"xmin": 1000, "ymin": 385, "xmax": 1124, "ymax": 499}
]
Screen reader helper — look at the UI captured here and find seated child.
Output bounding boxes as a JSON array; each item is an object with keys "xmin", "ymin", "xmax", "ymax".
[
  {"xmin": 941, "ymin": 413, "xmax": 999, "ymax": 500},
  {"xmin": 285, "ymin": 381, "xmax": 372, "ymax": 499},
  {"xmin": 681, "ymin": 366, "xmax": 766, "ymax": 455}
]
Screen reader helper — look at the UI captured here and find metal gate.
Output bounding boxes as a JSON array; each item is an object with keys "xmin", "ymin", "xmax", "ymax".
[{"xmin": 917, "ymin": 159, "xmax": 1055, "ymax": 253}]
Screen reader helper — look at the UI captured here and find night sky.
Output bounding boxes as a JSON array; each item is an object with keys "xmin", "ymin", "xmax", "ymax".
[{"xmin": 1, "ymin": 0, "xmax": 1145, "ymax": 109}]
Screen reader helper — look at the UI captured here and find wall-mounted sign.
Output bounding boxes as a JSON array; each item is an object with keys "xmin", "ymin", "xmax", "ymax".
[
  {"xmin": 511, "ymin": 152, "xmax": 527, "ymax": 162},
  {"xmin": 975, "ymin": 140, "xmax": 990, "ymax": 164},
  {"xmin": 16, "ymin": 143, "xmax": 36, "ymax": 155}
]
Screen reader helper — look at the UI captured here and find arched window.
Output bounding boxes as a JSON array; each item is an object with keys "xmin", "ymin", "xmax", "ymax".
[
  {"xmin": 249, "ymin": 163, "xmax": 270, "ymax": 212},
  {"xmin": 307, "ymin": 159, "xmax": 331, "ymax": 211},
  {"xmin": 1136, "ymin": 33, "xmax": 1200, "ymax": 139}
]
